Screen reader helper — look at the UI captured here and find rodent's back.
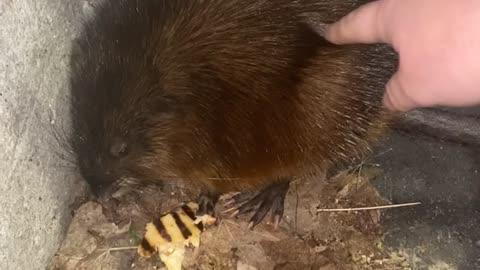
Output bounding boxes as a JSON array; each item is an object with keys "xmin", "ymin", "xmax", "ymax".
[{"xmin": 70, "ymin": 0, "xmax": 396, "ymax": 195}]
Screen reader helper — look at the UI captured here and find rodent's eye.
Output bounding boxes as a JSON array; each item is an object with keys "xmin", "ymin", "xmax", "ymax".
[{"xmin": 110, "ymin": 138, "xmax": 129, "ymax": 158}]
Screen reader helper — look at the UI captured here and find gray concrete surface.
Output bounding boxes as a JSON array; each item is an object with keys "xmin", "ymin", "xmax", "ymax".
[
  {"xmin": 372, "ymin": 123, "xmax": 480, "ymax": 269},
  {"xmin": 0, "ymin": 1, "xmax": 86, "ymax": 269}
]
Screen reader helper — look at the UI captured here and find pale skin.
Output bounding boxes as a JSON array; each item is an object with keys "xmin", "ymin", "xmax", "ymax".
[{"xmin": 324, "ymin": 0, "xmax": 480, "ymax": 111}]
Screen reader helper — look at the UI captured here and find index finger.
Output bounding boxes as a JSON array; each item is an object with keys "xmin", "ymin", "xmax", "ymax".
[{"xmin": 324, "ymin": 0, "xmax": 390, "ymax": 45}]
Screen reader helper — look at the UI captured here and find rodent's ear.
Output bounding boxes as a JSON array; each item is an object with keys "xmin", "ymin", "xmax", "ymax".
[{"xmin": 110, "ymin": 137, "xmax": 129, "ymax": 158}]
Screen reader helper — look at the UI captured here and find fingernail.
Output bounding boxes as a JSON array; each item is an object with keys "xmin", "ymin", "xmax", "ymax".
[{"xmin": 316, "ymin": 23, "xmax": 328, "ymax": 37}]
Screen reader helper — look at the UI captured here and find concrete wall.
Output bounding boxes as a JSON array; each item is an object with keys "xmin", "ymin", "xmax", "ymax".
[{"xmin": 0, "ymin": 1, "xmax": 86, "ymax": 269}]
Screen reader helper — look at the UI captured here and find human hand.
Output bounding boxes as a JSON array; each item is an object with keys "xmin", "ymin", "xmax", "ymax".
[{"xmin": 324, "ymin": 0, "xmax": 480, "ymax": 111}]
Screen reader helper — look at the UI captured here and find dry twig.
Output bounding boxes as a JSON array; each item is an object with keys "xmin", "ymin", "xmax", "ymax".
[
  {"xmin": 97, "ymin": 246, "xmax": 138, "ymax": 252},
  {"xmin": 316, "ymin": 202, "xmax": 421, "ymax": 212},
  {"xmin": 55, "ymin": 253, "xmax": 88, "ymax": 260}
]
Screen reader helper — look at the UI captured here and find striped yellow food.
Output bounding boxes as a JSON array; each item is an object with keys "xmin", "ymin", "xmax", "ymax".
[{"xmin": 137, "ymin": 202, "xmax": 216, "ymax": 270}]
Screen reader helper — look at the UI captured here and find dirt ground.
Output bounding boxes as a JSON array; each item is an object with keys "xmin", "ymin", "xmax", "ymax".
[{"xmin": 49, "ymin": 163, "xmax": 417, "ymax": 270}]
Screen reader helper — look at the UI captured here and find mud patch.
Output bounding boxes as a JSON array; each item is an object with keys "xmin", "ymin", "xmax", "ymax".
[{"xmin": 49, "ymin": 166, "xmax": 416, "ymax": 270}]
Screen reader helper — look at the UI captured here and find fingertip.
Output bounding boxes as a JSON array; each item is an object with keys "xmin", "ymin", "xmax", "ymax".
[
  {"xmin": 323, "ymin": 0, "xmax": 388, "ymax": 45},
  {"xmin": 323, "ymin": 23, "xmax": 344, "ymax": 44}
]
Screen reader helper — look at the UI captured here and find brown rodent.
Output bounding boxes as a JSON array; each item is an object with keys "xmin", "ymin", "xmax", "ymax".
[{"xmin": 69, "ymin": 0, "xmax": 396, "ymax": 227}]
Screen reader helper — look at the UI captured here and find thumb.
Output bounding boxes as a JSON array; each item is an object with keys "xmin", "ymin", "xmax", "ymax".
[
  {"xmin": 324, "ymin": 0, "xmax": 390, "ymax": 45},
  {"xmin": 383, "ymin": 72, "xmax": 417, "ymax": 112}
]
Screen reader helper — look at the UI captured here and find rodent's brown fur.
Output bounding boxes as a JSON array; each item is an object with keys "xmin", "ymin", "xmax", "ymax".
[{"xmin": 70, "ymin": 0, "xmax": 396, "ymax": 197}]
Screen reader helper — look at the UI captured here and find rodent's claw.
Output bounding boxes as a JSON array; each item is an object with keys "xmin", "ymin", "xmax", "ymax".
[
  {"xmin": 270, "ymin": 192, "xmax": 286, "ymax": 229},
  {"xmin": 226, "ymin": 192, "xmax": 256, "ymax": 207},
  {"xmin": 223, "ymin": 180, "xmax": 290, "ymax": 230}
]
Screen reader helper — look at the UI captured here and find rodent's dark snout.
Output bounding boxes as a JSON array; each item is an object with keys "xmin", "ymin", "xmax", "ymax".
[
  {"xmin": 80, "ymin": 160, "xmax": 121, "ymax": 199},
  {"xmin": 109, "ymin": 137, "xmax": 129, "ymax": 158},
  {"xmin": 87, "ymin": 176, "xmax": 118, "ymax": 200},
  {"xmin": 75, "ymin": 139, "xmax": 132, "ymax": 200},
  {"xmin": 89, "ymin": 181, "xmax": 106, "ymax": 197}
]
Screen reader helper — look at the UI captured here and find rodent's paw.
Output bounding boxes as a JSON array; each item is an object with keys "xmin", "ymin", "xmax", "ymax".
[
  {"xmin": 222, "ymin": 180, "xmax": 290, "ymax": 230},
  {"xmin": 196, "ymin": 193, "xmax": 218, "ymax": 217}
]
